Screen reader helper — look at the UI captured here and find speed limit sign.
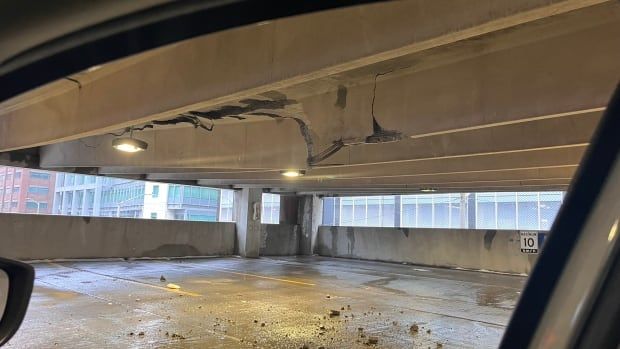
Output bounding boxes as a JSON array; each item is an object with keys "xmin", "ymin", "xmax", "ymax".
[{"xmin": 520, "ymin": 231, "xmax": 539, "ymax": 253}]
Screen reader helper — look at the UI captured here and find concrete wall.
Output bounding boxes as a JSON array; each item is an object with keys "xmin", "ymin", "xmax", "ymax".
[
  {"xmin": 260, "ymin": 224, "xmax": 300, "ymax": 256},
  {"xmin": 0, "ymin": 213, "xmax": 235, "ymax": 260},
  {"xmin": 316, "ymin": 226, "xmax": 542, "ymax": 274}
]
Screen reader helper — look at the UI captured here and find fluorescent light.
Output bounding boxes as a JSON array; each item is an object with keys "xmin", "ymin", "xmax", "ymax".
[
  {"xmin": 112, "ymin": 137, "xmax": 148, "ymax": 152},
  {"xmin": 280, "ymin": 170, "xmax": 306, "ymax": 177},
  {"xmin": 420, "ymin": 187, "xmax": 437, "ymax": 193}
]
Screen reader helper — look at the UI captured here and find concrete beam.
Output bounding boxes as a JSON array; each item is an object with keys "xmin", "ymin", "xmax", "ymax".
[
  {"xmin": 372, "ymin": 19, "xmax": 620, "ymax": 138},
  {"xmin": 140, "ymin": 145, "xmax": 583, "ymax": 181},
  {"xmin": 198, "ymin": 166, "xmax": 576, "ymax": 192},
  {"xmin": 277, "ymin": 180, "xmax": 572, "ymax": 195},
  {"xmin": 40, "ymin": 119, "xmax": 308, "ymax": 169},
  {"xmin": 0, "ymin": 0, "xmax": 612, "ymax": 151},
  {"xmin": 39, "ymin": 111, "xmax": 594, "ymax": 170}
]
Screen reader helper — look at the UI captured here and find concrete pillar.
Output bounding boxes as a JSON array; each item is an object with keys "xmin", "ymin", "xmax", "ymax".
[
  {"xmin": 467, "ymin": 193, "xmax": 476, "ymax": 229},
  {"xmin": 460, "ymin": 193, "xmax": 468, "ymax": 229},
  {"xmin": 298, "ymin": 195, "xmax": 323, "ymax": 255},
  {"xmin": 334, "ymin": 197, "xmax": 340, "ymax": 225},
  {"xmin": 279, "ymin": 196, "xmax": 299, "ymax": 224},
  {"xmin": 394, "ymin": 195, "xmax": 401, "ymax": 228},
  {"xmin": 234, "ymin": 188, "xmax": 262, "ymax": 258},
  {"xmin": 311, "ymin": 195, "xmax": 323, "ymax": 253}
]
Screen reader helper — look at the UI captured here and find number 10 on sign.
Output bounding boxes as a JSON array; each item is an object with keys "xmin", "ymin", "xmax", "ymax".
[{"xmin": 520, "ymin": 231, "xmax": 539, "ymax": 254}]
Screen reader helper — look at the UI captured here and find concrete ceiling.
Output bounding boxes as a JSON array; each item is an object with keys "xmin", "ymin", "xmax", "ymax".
[{"xmin": 1, "ymin": 0, "xmax": 619, "ymax": 195}]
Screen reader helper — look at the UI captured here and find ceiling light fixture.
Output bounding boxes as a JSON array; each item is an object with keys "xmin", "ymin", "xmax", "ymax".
[
  {"xmin": 112, "ymin": 137, "xmax": 148, "ymax": 153},
  {"xmin": 281, "ymin": 170, "xmax": 306, "ymax": 178},
  {"xmin": 420, "ymin": 187, "xmax": 437, "ymax": 193}
]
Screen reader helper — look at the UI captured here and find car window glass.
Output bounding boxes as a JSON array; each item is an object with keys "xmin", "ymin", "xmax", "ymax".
[{"xmin": 0, "ymin": 270, "xmax": 8, "ymax": 320}]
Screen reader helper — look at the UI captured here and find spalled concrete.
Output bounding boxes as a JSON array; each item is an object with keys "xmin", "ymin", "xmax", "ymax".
[
  {"xmin": 316, "ymin": 226, "xmax": 541, "ymax": 274},
  {"xmin": 3, "ymin": 1, "xmax": 616, "ymax": 195},
  {"xmin": 0, "ymin": 213, "xmax": 235, "ymax": 260},
  {"xmin": 5, "ymin": 257, "xmax": 525, "ymax": 348}
]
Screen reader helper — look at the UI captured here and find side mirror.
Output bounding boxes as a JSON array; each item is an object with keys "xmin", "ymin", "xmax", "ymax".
[{"xmin": 0, "ymin": 258, "xmax": 34, "ymax": 347}]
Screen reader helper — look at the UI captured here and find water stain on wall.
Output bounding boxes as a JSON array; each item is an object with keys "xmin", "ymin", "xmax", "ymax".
[
  {"xmin": 484, "ymin": 230, "xmax": 497, "ymax": 250},
  {"xmin": 334, "ymin": 85, "xmax": 347, "ymax": 109},
  {"xmin": 330, "ymin": 226, "xmax": 339, "ymax": 257},
  {"xmin": 346, "ymin": 227, "xmax": 356, "ymax": 257},
  {"xmin": 400, "ymin": 228, "xmax": 410, "ymax": 238}
]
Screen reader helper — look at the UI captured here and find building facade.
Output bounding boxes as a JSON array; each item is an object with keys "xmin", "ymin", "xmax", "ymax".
[
  {"xmin": 166, "ymin": 184, "xmax": 220, "ymax": 221},
  {"xmin": 53, "ymin": 173, "xmax": 221, "ymax": 221},
  {"xmin": 323, "ymin": 191, "xmax": 565, "ymax": 231},
  {"xmin": 53, "ymin": 172, "xmax": 103, "ymax": 216},
  {"xmin": 0, "ymin": 166, "xmax": 56, "ymax": 214}
]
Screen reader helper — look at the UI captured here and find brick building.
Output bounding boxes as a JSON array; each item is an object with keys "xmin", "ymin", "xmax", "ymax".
[{"xmin": 0, "ymin": 166, "xmax": 56, "ymax": 214}]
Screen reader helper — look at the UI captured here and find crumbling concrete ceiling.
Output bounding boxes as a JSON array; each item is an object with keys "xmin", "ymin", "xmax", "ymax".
[
  {"xmin": 40, "ymin": 113, "xmax": 593, "ymax": 169},
  {"xmin": 1, "ymin": 0, "xmax": 619, "ymax": 194}
]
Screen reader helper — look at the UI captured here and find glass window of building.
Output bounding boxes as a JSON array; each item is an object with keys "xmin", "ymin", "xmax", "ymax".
[
  {"xmin": 339, "ymin": 197, "xmax": 354, "ymax": 226},
  {"xmin": 336, "ymin": 196, "xmax": 395, "ymax": 227},
  {"xmin": 323, "ymin": 191, "xmax": 565, "ymax": 231},
  {"xmin": 539, "ymin": 191, "xmax": 563, "ymax": 230},
  {"xmin": 261, "ymin": 193, "xmax": 280, "ymax": 224},
  {"xmin": 219, "ymin": 190, "xmax": 234, "ymax": 222},
  {"xmin": 449, "ymin": 194, "xmax": 464, "ymax": 229},
  {"xmin": 322, "ymin": 197, "xmax": 337, "ymax": 226},
  {"xmin": 30, "ymin": 171, "xmax": 51, "ymax": 180},
  {"xmin": 401, "ymin": 195, "xmax": 417, "ymax": 227},
  {"xmin": 0, "ymin": 165, "xmax": 233, "ymax": 222},
  {"xmin": 352, "ymin": 197, "xmax": 367, "ymax": 226},
  {"xmin": 380, "ymin": 196, "xmax": 395, "ymax": 227},
  {"xmin": 433, "ymin": 194, "xmax": 450, "ymax": 228},
  {"xmin": 496, "ymin": 192, "xmax": 517, "ymax": 230},
  {"xmin": 417, "ymin": 195, "xmax": 433, "ymax": 228},
  {"xmin": 476, "ymin": 193, "xmax": 497, "ymax": 229},
  {"xmin": 517, "ymin": 192, "xmax": 539, "ymax": 230},
  {"xmin": 28, "ymin": 186, "xmax": 48, "ymax": 195}
]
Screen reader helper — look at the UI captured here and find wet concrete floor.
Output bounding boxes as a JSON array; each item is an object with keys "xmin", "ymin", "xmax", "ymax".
[{"xmin": 6, "ymin": 256, "xmax": 525, "ymax": 348}]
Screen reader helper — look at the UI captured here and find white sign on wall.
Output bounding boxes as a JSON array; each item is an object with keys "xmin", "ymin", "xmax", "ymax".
[{"xmin": 520, "ymin": 231, "xmax": 539, "ymax": 254}]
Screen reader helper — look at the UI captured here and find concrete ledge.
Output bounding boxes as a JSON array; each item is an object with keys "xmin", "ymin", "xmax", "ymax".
[
  {"xmin": 316, "ymin": 226, "xmax": 540, "ymax": 274},
  {"xmin": 260, "ymin": 224, "xmax": 300, "ymax": 256},
  {"xmin": 0, "ymin": 213, "xmax": 235, "ymax": 260}
]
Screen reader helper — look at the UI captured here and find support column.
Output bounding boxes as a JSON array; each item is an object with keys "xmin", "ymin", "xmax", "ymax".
[
  {"xmin": 298, "ymin": 195, "xmax": 323, "ymax": 255},
  {"xmin": 311, "ymin": 195, "xmax": 323, "ymax": 254},
  {"xmin": 467, "ymin": 193, "xmax": 476, "ymax": 229},
  {"xmin": 279, "ymin": 196, "xmax": 299, "ymax": 224},
  {"xmin": 234, "ymin": 188, "xmax": 262, "ymax": 258},
  {"xmin": 394, "ymin": 195, "xmax": 401, "ymax": 228},
  {"xmin": 460, "ymin": 193, "xmax": 468, "ymax": 229}
]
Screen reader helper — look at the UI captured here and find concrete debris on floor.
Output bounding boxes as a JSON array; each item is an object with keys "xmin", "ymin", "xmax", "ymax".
[{"xmin": 5, "ymin": 256, "xmax": 525, "ymax": 348}]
